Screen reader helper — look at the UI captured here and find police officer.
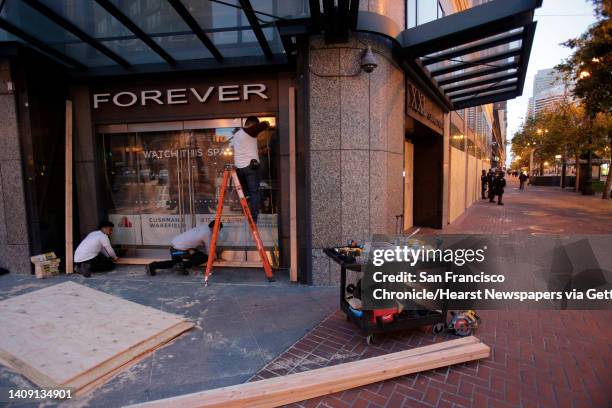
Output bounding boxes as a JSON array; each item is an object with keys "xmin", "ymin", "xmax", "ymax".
[
  {"xmin": 487, "ymin": 170, "xmax": 496, "ymax": 202},
  {"xmin": 480, "ymin": 169, "xmax": 488, "ymax": 199},
  {"xmin": 493, "ymin": 171, "xmax": 507, "ymax": 205}
]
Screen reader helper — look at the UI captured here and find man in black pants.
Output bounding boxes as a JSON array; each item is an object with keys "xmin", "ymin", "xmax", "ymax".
[
  {"xmin": 493, "ymin": 171, "xmax": 507, "ymax": 205},
  {"xmin": 480, "ymin": 169, "xmax": 488, "ymax": 199},
  {"xmin": 488, "ymin": 170, "xmax": 497, "ymax": 203},
  {"xmin": 74, "ymin": 221, "xmax": 118, "ymax": 277},
  {"xmin": 147, "ymin": 221, "xmax": 223, "ymax": 276},
  {"xmin": 230, "ymin": 116, "xmax": 270, "ymax": 222}
]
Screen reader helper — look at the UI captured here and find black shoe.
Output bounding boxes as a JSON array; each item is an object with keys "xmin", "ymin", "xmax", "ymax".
[
  {"xmin": 146, "ymin": 264, "xmax": 157, "ymax": 276},
  {"xmin": 498, "ymin": 202, "xmax": 504, "ymax": 206},
  {"xmin": 77, "ymin": 263, "xmax": 91, "ymax": 278}
]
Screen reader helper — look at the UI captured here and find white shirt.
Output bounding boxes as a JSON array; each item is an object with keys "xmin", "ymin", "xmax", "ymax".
[
  {"xmin": 171, "ymin": 226, "xmax": 213, "ymax": 251},
  {"xmin": 231, "ymin": 128, "xmax": 259, "ymax": 169},
  {"xmin": 74, "ymin": 230, "xmax": 117, "ymax": 262}
]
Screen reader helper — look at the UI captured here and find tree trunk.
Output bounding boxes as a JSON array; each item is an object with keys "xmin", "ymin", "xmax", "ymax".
[
  {"xmin": 575, "ymin": 153, "xmax": 580, "ymax": 192},
  {"xmin": 603, "ymin": 135, "xmax": 612, "ymax": 199}
]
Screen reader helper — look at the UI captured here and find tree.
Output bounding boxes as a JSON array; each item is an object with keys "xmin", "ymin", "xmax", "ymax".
[{"xmin": 557, "ymin": 0, "xmax": 612, "ymax": 197}]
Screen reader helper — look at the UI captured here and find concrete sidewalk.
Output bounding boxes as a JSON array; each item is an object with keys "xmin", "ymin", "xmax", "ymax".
[
  {"xmin": 0, "ymin": 267, "xmax": 337, "ymax": 407},
  {"xmin": 252, "ymin": 178, "xmax": 612, "ymax": 408},
  {"xmin": 442, "ymin": 177, "xmax": 612, "ymax": 235}
]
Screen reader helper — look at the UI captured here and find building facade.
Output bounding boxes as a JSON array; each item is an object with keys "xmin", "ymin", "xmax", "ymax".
[{"xmin": 0, "ymin": 0, "xmax": 540, "ymax": 283}]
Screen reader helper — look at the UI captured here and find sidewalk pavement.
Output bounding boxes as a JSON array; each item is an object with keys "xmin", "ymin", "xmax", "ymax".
[
  {"xmin": 252, "ymin": 177, "xmax": 612, "ymax": 408},
  {"xmin": 442, "ymin": 177, "xmax": 612, "ymax": 235}
]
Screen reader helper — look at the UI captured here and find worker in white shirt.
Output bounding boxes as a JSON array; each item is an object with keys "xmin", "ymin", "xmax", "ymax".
[
  {"xmin": 146, "ymin": 221, "xmax": 224, "ymax": 276},
  {"xmin": 230, "ymin": 116, "xmax": 269, "ymax": 222},
  {"xmin": 74, "ymin": 221, "xmax": 118, "ymax": 277}
]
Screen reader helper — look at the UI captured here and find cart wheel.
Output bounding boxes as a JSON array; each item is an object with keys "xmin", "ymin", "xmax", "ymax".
[
  {"xmin": 366, "ymin": 334, "xmax": 375, "ymax": 345},
  {"xmin": 345, "ymin": 314, "xmax": 351, "ymax": 322},
  {"xmin": 432, "ymin": 322, "xmax": 445, "ymax": 335},
  {"xmin": 452, "ymin": 318, "xmax": 472, "ymax": 337}
]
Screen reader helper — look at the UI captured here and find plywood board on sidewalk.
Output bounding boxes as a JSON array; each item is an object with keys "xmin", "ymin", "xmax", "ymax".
[
  {"xmin": 128, "ymin": 336, "xmax": 489, "ymax": 408},
  {"xmin": 0, "ymin": 282, "xmax": 193, "ymax": 395}
]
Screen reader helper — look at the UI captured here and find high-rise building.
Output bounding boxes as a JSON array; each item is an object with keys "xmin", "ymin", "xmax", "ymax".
[{"xmin": 530, "ymin": 68, "xmax": 570, "ymax": 116}]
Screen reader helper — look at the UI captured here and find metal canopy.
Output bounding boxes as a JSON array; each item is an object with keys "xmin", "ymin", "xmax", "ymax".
[
  {"xmin": 400, "ymin": 0, "xmax": 541, "ymax": 110},
  {"xmin": 0, "ymin": 0, "xmax": 311, "ymax": 75}
]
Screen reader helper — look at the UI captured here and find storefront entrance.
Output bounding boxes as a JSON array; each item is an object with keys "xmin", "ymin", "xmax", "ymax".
[
  {"xmin": 411, "ymin": 121, "xmax": 444, "ymax": 229},
  {"xmin": 98, "ymin": 118, "xmax": 279, "ymax": 261}
]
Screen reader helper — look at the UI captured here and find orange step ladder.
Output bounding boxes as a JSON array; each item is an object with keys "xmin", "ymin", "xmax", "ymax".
[{"xmin": 204, "ymin": 164, "xmax": 274, "ymax": 285}]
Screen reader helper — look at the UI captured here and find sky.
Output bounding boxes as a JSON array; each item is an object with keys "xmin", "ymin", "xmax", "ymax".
[{"xmin": 505, "ymin": 0, "xmax": 598, "ymax": 163}]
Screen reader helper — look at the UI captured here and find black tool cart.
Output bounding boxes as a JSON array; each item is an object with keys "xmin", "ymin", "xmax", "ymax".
[{"xmin": 324, "ymin": 246, "xmax": 449, "ymax": 345}]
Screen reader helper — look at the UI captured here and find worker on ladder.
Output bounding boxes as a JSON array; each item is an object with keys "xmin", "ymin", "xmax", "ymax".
[{"xmin": 230, "ymin": 116, "xmax": 270, "ymax": 223}]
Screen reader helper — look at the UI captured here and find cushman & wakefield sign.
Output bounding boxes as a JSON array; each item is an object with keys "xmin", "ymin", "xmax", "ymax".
[{"xmin": 90, "ymin": 76, "xmax": 278, "ymax": 122}]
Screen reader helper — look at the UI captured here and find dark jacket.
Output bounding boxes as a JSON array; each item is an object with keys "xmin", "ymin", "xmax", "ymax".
[{"xmin": 493, "ymin": 175, "xmax": 506, "ymax": 194}]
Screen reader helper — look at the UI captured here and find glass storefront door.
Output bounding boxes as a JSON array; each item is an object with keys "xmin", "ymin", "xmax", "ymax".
[{"xmin": 99, "ymin": 118, "xmax": 278, "ymax": 261}]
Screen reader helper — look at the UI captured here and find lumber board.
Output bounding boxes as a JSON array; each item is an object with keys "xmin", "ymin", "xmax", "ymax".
[
  {"xmin": 65, "ymin": 100, "xmax": 74, "ymax": 274},
  {"xmin": 127, "ymin": 337, "xmax": 489, "ymax": 408},
  {"xmin": 288, "ymin": 86, "xmax": 298, "ymax": 282},
  {"xmin": 0, "ymin": 282, "xmax": 193, "ymax": 396}
]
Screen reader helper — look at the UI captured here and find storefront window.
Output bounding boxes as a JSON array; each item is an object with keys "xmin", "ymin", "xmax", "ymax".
[{"xmin": 99, "ymin": 118, "xmax": 279, "ymax": 255}]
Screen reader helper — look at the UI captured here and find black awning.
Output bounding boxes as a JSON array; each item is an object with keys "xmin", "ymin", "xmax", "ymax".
[
  {"xmin": 0, "ymin": 0, "xmax": 312, "ymax": 76},
  {"xmin": 399, "ymin": 0, "xmax": 541, "ymax": 110}
]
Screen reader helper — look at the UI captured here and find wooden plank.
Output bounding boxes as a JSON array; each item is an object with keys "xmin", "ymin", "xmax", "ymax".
[
  {"xmin": 127, "ymin": 337, "xmax": 489, "ymax": 408},
  {"xmin": 65, "ymin": 100, "xmax": 73, "ymax": 274},
  {"xmin": 0, "ymin": 282, "xmax": 193, "ymax": 396},
  {"xmin": 288, "ymin": 86, "xmax": 298, "ymax": 282}
]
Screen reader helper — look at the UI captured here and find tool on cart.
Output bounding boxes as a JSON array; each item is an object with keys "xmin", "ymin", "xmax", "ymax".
[
  {"xmin": 324, "ymin": 243, "xmax": 449, "ymax": 345},
  {"xmin": 448, "ymin": 310, "xmax": 480, "ymax": 337},
  {"xmin": 204, "ymin": 164, "xmax": 274, "ymax": 285}
]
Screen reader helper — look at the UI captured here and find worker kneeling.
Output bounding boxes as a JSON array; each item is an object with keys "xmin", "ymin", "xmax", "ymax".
[
  {"xmin": 146, "ymin": 221, "xmax": 223, "ymax": 276},
  {"xmin": 74, "ymin": 221, "xmax": 118, "ymax": 278}
]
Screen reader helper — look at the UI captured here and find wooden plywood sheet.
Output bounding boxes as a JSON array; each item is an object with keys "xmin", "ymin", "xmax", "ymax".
[{"xmin": 0, "ymin": 282, "xmax": 193, "ymax": 395}]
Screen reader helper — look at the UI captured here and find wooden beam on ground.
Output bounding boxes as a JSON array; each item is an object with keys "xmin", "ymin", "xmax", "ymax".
[
  {"xmin": 65, "ymin": 100, "xmax": 73, "ymax": 274},
  {"xmin": 127, "ymin": 336, "xmax": 489, "ymax": 408}
]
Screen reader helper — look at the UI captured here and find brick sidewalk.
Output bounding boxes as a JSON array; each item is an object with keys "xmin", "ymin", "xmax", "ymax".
[{"xmin": 252, "ymin": 179, "xmax": 612, "ymax": 408}]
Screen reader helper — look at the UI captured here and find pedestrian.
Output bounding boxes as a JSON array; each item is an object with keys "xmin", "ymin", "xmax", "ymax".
[
  {"xmin": 74, "ymin": 221, "xmax": 118, "ymax": 277},
  {"xmin": 519, "ymin": 172, "xmax": 527, "ymax": 190},
  {"xmin": 146, "ymin": 221, "xmax": 223, "ymax": 276},
  {"xmin": 480, "ymin": 169, "xmax": 488, "ymax": 199},
  {"xmin": 230, "ymin": 116, "xmax": 270, "ymax": 223},
  {"xmin": 487, "ymin": 170, "xmax": 496, "ymax": 202},
  {"xmin": 493, "ymin": 171, "xmax": 506, "ymax": 205}
]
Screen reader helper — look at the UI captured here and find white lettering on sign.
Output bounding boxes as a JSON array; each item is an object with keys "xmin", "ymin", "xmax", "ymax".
[
  {"xmin": 141, "ymin": 90, "xmax": 163, "ymax": 106},
  {"xmin": 190, "ymin": 87, "xmax": 215, "ymax": 103},
  {"xmin": 93, "ymin": 84, "xmax": 268, "ymax": 108},
  {"xmin": 93, "ymin": 93, "xmax": 110, "ymax": 108},
  {"xmin": 142, "ymin": 148, "xmax": 203, "ymax": 159},
  {"xmin": 243, "ymin": 83, "xmax": 268, "ymax": 100},
  {"xmin": 218, "ymin": 85, "xmax": 240, "ymax": 102},
  {"xmin": 167, "ymin": 88, "xmax": 188, "ymax": 104},
  {"xmin": 113, "ymin": 91, "xmax": 138, "ymax": 107}
]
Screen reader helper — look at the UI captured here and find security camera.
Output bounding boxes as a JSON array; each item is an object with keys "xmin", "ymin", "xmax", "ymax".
[{"xmin": 361, "ymin": 46, "xmax": 378, "ymax": 73}]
